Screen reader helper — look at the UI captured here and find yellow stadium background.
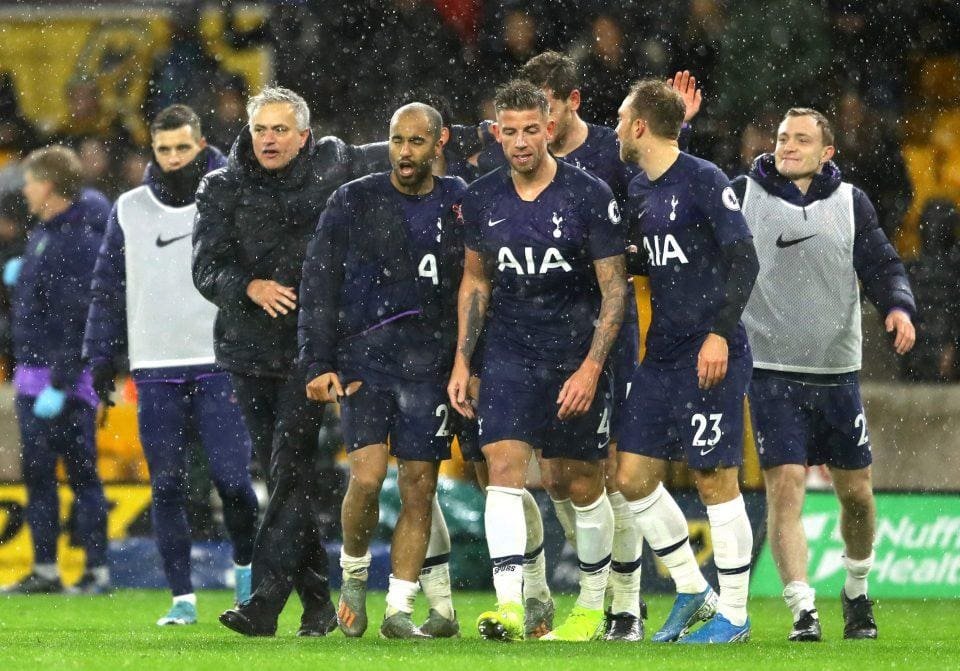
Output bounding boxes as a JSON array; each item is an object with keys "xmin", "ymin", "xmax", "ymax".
[{"xmin": 0, "ymin": 7, "xmax": 270, "ymax": 145}]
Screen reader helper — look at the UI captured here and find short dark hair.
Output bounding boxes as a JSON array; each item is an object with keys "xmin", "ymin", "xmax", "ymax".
[
  {"xmin": 627, "ymin": 78, "xmax": 685, "ymax": 139},
  {"xmin": 783, "ymin": 107, "xmax": 835, "ymax": 146},
  {"xmin": 493, "ymin": 79, "xmax": 549, "ymax": 116},
  {"xmin": 520, "ymin": 51, "xmax": 579, "ymax": 100},
  {"xmin": 150, "ymin": 104, "xmax": 202, "ymax": 140},
  {"xmin": 24, "ymin": 145, "xmax": 83, "ymax": 199},
  {"xmin": 391, "ymin": 102, "xmax": 443, "ymax": 141}
]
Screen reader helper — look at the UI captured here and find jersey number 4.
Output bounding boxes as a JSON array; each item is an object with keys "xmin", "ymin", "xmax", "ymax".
[{"xmin": 419, "ymin": 253, "xmax": 438, "ymax": 285}]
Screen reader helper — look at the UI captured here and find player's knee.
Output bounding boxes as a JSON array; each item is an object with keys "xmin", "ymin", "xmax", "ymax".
[
  {"xmin": 398, "ymin": 469, "xmax": 437, "ymax": 506},
  {"xmin": 615, "ymin": 467, "xmax": 657, "ymax": 500},
  {"xmin": 539, "ymin": 468, "xmax": 564, "ymax": 499},
  {"xmin": 693, "ymin": 468, "xmax": 740, "ymax": 505},
  {"xmin": 566, "ymin": 474, "xmax": 604, "ymax": 506},
  {"xmin": 348, "ymin": 466, "xmax": 386, "ymax": 499},
  {"xmin": 763, "ymin": 466, "xmax": 806, "ymax": 513},
  {"xmin": 614, "ymin": 470, "xmax": 634, "ymax": 498},
  {"xmin": 764, "ymin": 464, "xmax": 806, "ymax": 493},
  {"xmin": 485, "ymin": 460, "xmax": 525, "ymax": 489},
  {"xmin": 837, "ymin": 480, "xmax": 874, "ymax": 514}
]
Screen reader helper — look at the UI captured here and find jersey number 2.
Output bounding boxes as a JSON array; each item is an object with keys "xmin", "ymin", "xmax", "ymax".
[
  {"xmin": 854, "ymin": 413, "xmax": 869, "ymax": 446},
  {"xmin": 435, "ymin": 404, "xmax": 450, "ymax": 437}
]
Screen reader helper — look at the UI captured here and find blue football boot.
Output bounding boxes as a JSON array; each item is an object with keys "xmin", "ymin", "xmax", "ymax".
[
  {"xmin": 678, "ymin": 613, "xmax": 751, "ymax": 644},
  {"xmin": 651, "ymin": 586, "xmax": 718, "ymax": 642}
]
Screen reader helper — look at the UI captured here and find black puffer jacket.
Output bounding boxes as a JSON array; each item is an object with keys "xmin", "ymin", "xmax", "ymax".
[{"xmin": 192, "ymin": 128, "xmax": 388, "ymax": 377}]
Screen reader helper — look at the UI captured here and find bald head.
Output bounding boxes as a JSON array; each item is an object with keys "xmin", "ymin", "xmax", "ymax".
[{"xmin": 390, "ymin": 102, "xmax": 442, "ymax": 141}]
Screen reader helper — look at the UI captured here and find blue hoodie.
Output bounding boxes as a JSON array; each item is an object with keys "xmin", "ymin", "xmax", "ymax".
[
  {"xmin": 11, "ymin": 187, "xmax": 110, "ymax": 404},
  {"xmin": 83, "ymin": 146, "xmax": 227, "ymax": 382}
]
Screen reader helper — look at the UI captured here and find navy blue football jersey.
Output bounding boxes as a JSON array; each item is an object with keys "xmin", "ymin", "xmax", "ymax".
[
  {"xmin": 463, "ymin": 160, "xmax": 624, "ymax": 370},
  {"xmin": 322, "ymin": 173, "xmax": 464, "ymax": 381},
  {"xmin": 626, "ymin": 152, "xmax": 753, "ymax": 368}
]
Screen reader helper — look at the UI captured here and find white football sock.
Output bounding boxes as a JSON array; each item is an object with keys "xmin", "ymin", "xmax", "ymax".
[
  {"xmin": 340, "ymin": 551, "xmax": 372, "ymax": 582},
  {"xmin": 609, "ymin": 490, "xmax": 642, "ymax": 616},
  {"xmin": 521, "ymin": 489, "xmax": 551, "ymax": 602},
  {"xmin": 629, "ymin": 483, "xmax": 708, "ymax": 594},
  {"xmin": 573, "ymin": 493, "xmax": 614, "ymax": 611},
  {"xmin": 420, "ymin": 496, "xmax": 455, "ymax": 620},
  {"xmin": 486, "ymin": 486, "xmax": 525, "ymax": 605},
  {"xmin": 843, "ymin": 552, "xmax": 874, "ymax": 599},
  {"xmin": 783, "ymin": 581, "xmax": 818, "ymax": 621},
  {"xmin": 708, "ymin": 495, "xmax": 753, "ymax": 627},
  {"xmin": 551, "ymin": 497, "xmax": 577, "ymax": 548},
  {"xmin": 385, "ymin": 575, "xmax": 419, "ymax": 615},
  {"xmin": 173, "ymin": 592, "xmax": 196, "ymax": 606}
]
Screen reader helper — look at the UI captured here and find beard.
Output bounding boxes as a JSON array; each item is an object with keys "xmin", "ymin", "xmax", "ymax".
[{"xmin": 619, "ymin": 142, "xmax": 638, "ymax": 164}]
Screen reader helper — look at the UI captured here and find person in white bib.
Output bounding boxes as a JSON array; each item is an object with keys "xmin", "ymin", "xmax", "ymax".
[
  {"xmin": 83, "ymin": 105, "xmax": 258, "ymax": 627},
  {"xmin": 733, "ymin": 108, "xmax": 916, "ymax": 642}
]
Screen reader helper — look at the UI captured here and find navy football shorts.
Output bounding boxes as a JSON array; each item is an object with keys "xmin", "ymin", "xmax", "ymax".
[
  {"xmin": 477, "ymin": 357, "xmax": 612, "ymax": 461},
  {"xmin": 748, "ymin": 371, "xmax": 872, "ymax": 470},
  {"xmin": 609, "ymin": 317, "xmax": 639, "ymax": 443},
  {"xmin": 618, "ymin": 354, "xmax": 751, "ymax": 470},
  {"xmin": 452, "ymin": 412, "xmax": 483, "ymax": 462},
  {"xmin": 339, "ymin": 370, "xmax": 452, "ymax": 462}
]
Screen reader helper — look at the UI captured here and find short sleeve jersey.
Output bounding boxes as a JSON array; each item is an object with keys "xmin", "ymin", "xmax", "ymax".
[
  {"xmin": 625, "ymin": 152, "xmax": 753, "ymax": 368},
  {"xmin": 462, "ymin": 160, "xmax": 623, "ymax": 370}
]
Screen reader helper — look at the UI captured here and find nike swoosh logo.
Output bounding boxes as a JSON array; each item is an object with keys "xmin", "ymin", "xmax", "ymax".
[
  {"xmin": 487, "ymin": 218, "xmax": 505, "ymax": 227},
  {"xmin": 156, "ymin": 232, "xmax": 191, "ymax": 248},
  {"xmin": 700, "ymin": 446, "xmax": 716, "ymax": 456},
  {"xmin": 776, "ymin": 233, "xmax": 817, "ymax": 248}
]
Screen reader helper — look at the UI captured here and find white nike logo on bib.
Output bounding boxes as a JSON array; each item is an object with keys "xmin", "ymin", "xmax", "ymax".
[{"xmin": 488, "ymin": 218, "xmax": 505, "ymax": 227}]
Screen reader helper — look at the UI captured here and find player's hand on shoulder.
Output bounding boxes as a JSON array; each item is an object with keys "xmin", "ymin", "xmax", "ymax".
[
  {"xmin": 448, "ymin": 360, "xmax": 475, "ymax": 419},
  {"xmin": 885, "ymin": 309, "xmax": 916, "ymax": 355},
  {"xmin": 557, "ymin": 361, "xmax": 601, "ymax": 420},
  {"xmin": 306, "ymin": 372, "xmax": 344, "ymax": 403},
  {"xmin": 246, "ymin": 279, "xmax": 297, "ymax": 318},
  {"xmin": 697, "ymin": 333, "xmax": 728, "ymax": 390}
]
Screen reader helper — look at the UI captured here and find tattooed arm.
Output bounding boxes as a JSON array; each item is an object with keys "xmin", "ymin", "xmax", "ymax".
[
  {"xmin": 448, "ymin": 248, "xmax": 491, "ymax": 418},
  {"xmin": 557, "ymin": 254, "xmax": 627, "ymax": 420},
  {"xmin": 588, "ymin": 254, "xmax": 628, "ymax": 365}
]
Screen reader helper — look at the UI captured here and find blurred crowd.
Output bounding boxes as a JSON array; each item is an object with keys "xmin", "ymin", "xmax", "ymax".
[{"xmin": 0, "ymin": 0, "xmax": 959, "ymax": 381}]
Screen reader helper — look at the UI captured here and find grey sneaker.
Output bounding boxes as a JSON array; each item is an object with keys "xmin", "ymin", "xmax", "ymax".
[
  {"xmin": 2, "ymin": 572, "xmax": 63, "ymax": 594},
  {"xmin": 337, "ymin": 577, "xmax": 368, "ymax": 637},
  {"xmin": 420, "ymin": 609, "xmax": 460, "ymax": 638},
  {"xmin": 67, "ymin": 571, "xmax": 112, "ymax": 595},
  {"xmin": 380, "ymin": 611, "xmax": 432, "ymax": 639},
  {"xmin": 524, "ymin": 597, "xmax": 555, "ymax": 639}
]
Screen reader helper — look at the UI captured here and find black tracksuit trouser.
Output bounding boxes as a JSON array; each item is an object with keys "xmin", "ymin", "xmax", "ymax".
[{"xmin": 231, "ymin": 371, "xmax": 339, "ymax": 615}]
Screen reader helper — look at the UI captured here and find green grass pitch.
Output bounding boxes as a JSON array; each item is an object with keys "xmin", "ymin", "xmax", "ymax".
[{"xmin": 0, "ymin": 591, "xmax": 956, "ymax": 670}]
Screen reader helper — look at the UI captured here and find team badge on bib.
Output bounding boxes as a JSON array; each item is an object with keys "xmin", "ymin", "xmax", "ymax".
[{"xmin": 722, "ymin": 186, "xmax": 741, "ymax": 211}]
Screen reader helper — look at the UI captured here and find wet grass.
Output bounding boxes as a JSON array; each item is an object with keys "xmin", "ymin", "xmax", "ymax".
[{"xmin": 0, "ymin": 591, "xmax": 955, "ymax": 670}]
